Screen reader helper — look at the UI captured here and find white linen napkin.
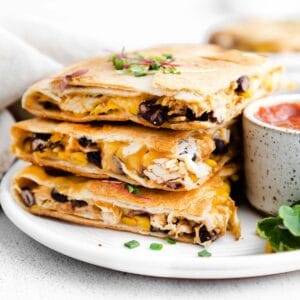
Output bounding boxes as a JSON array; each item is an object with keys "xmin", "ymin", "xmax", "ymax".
[
  {"xmin": 0, "ymin": 16, "xmax": 113, "ymax": 110},
  {"xmin": 0, "ymin": 15, "xmax": 113, "ymax": 177}
]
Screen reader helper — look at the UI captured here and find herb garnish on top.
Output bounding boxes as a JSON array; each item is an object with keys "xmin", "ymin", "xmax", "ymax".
[{"xmin": 110, "ymin": 50, "xmax": 180, "ymax": 77}]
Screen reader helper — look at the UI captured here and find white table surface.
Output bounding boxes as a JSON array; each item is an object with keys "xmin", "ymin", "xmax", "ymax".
[{"xmin": 1, "ymin": 207, "xmax": 300, "ymax": 300}]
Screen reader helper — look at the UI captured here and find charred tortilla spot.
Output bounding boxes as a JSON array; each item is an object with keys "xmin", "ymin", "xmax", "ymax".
[
  {"xmin": 139, "ymin": 100, "xmax": 168, "ymax": 126},
  {"xmin": 20, "ymin": 189, "xmax": 35, "ymax": 207},
  {"xmin": 71, "ymin": 200, "xmax": 88, "ymax": 208},
  {"xmin": 51, "ymin": 188, "xmax": 68, "ymax": 203},
  {"xmin": 235, "ymin": 75, "xmax": 249, "ymax": 94},
  {"xmin": 87, "ymin": 151, "xmax": 102, "ymax": 168}
]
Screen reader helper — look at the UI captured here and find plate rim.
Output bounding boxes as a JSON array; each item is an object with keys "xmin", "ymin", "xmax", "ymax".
[{"xmin": 2, "ymin": 161, "xmax": 300, "ymax": 279}]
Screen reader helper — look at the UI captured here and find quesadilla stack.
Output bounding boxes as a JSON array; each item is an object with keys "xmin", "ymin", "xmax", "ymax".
[
  {"xmin": 13, "ymin": 165, "xmax": 240, "ymax": 246},
  {"xmin": 11, "ymin": 44, "xmax": 284, "ymax": 246}
]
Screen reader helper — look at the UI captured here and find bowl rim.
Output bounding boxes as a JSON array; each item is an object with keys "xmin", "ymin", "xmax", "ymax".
[{"xmin": 243, "ymin": 93, "xmax": 300, "ymax": 135}]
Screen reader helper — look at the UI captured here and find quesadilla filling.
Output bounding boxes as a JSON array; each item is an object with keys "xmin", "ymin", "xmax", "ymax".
[
  {"xmin": 16, "ymin": 177, "xmax": 235, "ymax": 246},
  {"xmin": 31, "ymin": 69, "xmax": 281, "ymax": 127},
  {"xmin": 16, "ymin": 128, "xmax": 232, "ymax": 190}
]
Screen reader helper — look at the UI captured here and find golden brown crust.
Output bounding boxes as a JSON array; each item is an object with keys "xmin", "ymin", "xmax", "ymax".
[
  {"xmin": 13, "ymin": 165, "xmax": 237, "ymax": 219},
  {"xmin": 22, "ymin": 44, "xmax": 283, "ymax": 130},
  {"xmin": 32, "ymin": 44, "xmax": 269, "ymax": 94},
  {"xmin": 12, "ymin": 118, "xmax": 236, "ymax": 191},
  {"xmin": 12, "ymin": 164, "xmax": 241, "ymax": 242}
]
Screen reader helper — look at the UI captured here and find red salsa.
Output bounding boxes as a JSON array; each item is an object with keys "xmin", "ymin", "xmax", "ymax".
[{"xmin": 256, "ymin": 102, "xmax": 300, "ymax": 130}]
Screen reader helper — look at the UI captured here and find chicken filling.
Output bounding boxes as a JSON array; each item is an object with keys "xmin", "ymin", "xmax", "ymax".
[
  {"xmin": 19, "ymin": 129, "xmax": 230, "ymax": 190},
  {"xmin": 34, "ymin": 71, "xmax": 281, "ymax": 126},
  {"xmin": 18, "ymin": 185, "xmax": 219, "ymax": 245}
]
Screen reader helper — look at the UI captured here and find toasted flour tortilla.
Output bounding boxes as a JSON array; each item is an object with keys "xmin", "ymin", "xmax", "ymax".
[
  {"xmin": 13, "ymin": 164, "xmax": 241, "ymax": 246},
  {"xmin": 11, "ymin": 118, "xmax": 236, "ymax": 191},
  {"xmin": 22, "ymin": 44, "xmax": 283, "ymax": 130}
]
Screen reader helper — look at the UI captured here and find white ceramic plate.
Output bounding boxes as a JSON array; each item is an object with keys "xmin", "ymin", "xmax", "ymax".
[
  {"xmin": 2, "ymin": 161, "xmax": 300, "ymax": 279},
  {"xmin": 0, "ymin": 109, "xmax": 15, "ymax": 178}
]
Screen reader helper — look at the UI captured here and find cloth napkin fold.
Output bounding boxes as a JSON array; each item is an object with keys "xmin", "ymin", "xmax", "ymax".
[
  {"xmin": 0, "ymin": 15, "xmax": 112, "ymax": 177},
  {"xmin": 0, "ymin": 15, "xmax": 112, "ymax": 110}
]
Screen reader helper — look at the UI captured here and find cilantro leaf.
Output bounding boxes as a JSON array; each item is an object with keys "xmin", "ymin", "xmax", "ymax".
[
  {"xmin": 124, "ymin": 183, "xmax": 140, "ymax": 195},
  {"xmin": 257, "ymin": 217, "xmax": 300, "ymax": 252},
  {"xmin": 279, "ymin": 205, "xmax": 300, "ymax": 236}
]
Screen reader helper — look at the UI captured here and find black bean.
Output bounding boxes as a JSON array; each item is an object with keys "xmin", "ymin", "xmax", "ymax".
[
  {"xmin": 185, "ymin": 108, "xmax": 216, "ymax": 122},
  {"xmin": 78, "ymin": 136, "xmax": 95, "ymax": 148},
  {"xmin": 41, "ymin": 101, "xmax": 60, "ymax": 110},
  {"xmin": 213, "ymin": 138, "xmax": 229, "ymax": 155},
  {"xmin": 87, "ymin": 151, "xmax": 102, "ymax": 168},
  {"xmin": 71, "ymin": 200, "xmax": 88, "ymax": 208},
  {"xmin": 139, "ymin": 100, "xmax": 168, "ymax": 126},
  {"xmin": 235, "ymin": 75, "xmax": 249, "ymax": 94},
  {"xmin": 199, "ymin": 225, "xmax": 211, "ymax": 243},
  {"xmin": 51, "ymin": 188, "xmax": 68, "ymax": 203},
  {"xmin": 139, "ymin": 100, "xmax": 154, "ymax": 114},
  {"xmin": 44, "ymin": 167, "xmax": 72, "ymax": 177},
  {"xmin": 79, "ymin": 137, "xmax": 91, "ymax": 147},
  {"xmin": 20, "ymin": 189, "xmax": 35, "ymax": 207},
  {"xmin": 192, "ymin": 153, "xmax": 197, "ymax": 161}
]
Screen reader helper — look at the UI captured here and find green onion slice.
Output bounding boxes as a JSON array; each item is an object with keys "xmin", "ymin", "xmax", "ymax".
[
  {"xmin": 124, "ymin": 240, "xmax": 140, "ymax": 249},
  {"xmin": 150, "ymin": 243, "xmax": 163, "ymax": 250}
]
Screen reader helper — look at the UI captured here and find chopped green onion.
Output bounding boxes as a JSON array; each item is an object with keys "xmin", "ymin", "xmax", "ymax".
[
  {"xmin": 150, "ymin": 243, "xmax": 163, "ymax": 250},
  {"xmin": 124, "ymin": 240, "xmax": 140, "ymax": 249},
  {"xmin": 165, "ymin": 237, "xmax": 176, "ymax": 245},
  {"xmin": 198, "ymin": 249, "xmax": 212, "ymax": 257}
]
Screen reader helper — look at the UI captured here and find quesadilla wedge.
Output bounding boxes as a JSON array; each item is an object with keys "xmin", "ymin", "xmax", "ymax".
[
  {"xmin": 22, "ymin": 45, "xmax": 283, "ymax": 130},
  {"xmin": 11, "ymin": 118, "xmax": 236, "ymax": 191},
  {"xmin": 12, "ymin": 164, "xmax": 241, "ymax": 246},
  {"xmin": 209, "ymin": 19, "xmax": 300, "ymax": 53}
]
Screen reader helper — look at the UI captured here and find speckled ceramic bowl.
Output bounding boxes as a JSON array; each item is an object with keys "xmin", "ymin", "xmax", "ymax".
[{"xmin": 243, "ymin": 94, "xmax": 300, "ymax": 215}]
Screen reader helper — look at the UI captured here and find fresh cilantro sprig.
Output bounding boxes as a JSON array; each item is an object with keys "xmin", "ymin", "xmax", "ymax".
[
  {"xmin": 124, "ymin": 183, "xmax": 140, "ymax": 195},
  {"xmin": 257, "ymin": 203, "xmax": 300, "ymax": 252},
  {"xmin": 110, "ymin": 51, "xmax": 180, "ymax": 77}
]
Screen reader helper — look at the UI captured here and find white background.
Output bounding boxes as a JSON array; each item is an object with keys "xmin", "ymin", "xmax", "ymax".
[{"xmin": 1, "ymin": 0, "xmax": 300, "ymax": 299}]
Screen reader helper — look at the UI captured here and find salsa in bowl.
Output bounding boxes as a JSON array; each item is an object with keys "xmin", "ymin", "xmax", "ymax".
[{"xmin": 256, "ymin": 102, "xmax": 300, "ymax": 131}]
